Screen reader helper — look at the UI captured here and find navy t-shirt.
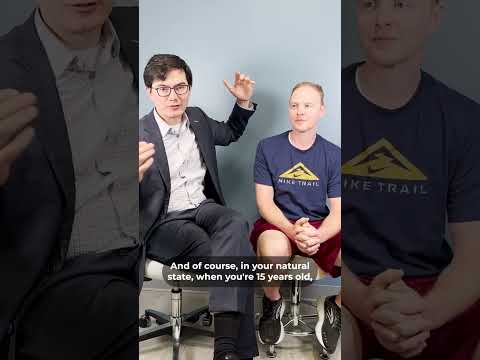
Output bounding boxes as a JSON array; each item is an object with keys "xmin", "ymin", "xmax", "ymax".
[
  {"xmin": 254, "ymin": 131, "xmax": 341, "ymax": 221},
  {"xmin": 342, "ymin": 63, "xmax": 480, "ymax": 277}
]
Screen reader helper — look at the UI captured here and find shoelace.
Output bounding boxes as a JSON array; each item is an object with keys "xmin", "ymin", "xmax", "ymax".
[
  {"xmin": 330, "ymin": 303, "xmax": 342, "ymax": 331},
  {"xmin": 333, "ymin": 309, "xmax": 341, "ymax": 331},
  {"xmin": 273, "ymin": 302, "xmax": 282, "ymax": 320},
  {"xmin": 263, "ymin": 299, "xmax": 281, "ymax": 320}
]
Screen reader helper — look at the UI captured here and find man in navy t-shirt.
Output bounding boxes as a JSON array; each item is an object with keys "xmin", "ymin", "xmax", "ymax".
[
  {"xmin": 250, "ymin": 82, "xmax": 341, "ymax": 355},
  {"xmin": 342, "ymin": 1, "xmax": 480, "ymax": 359}
]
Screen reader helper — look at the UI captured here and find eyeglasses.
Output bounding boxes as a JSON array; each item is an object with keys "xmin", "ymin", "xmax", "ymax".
[{"xmin": 153, "ymin": 84, "xmax": 190, "ymax": 97}]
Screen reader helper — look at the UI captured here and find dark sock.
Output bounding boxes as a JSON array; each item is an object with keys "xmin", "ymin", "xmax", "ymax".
[{"xmin": 213, "ymin": 312, "xmax": 241, "ymax": 359}]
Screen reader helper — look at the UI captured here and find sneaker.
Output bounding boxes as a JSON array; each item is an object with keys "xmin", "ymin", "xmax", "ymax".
[
  {"xmin": 315, "ymin": 295, "xmax": 341, "ymax": 354},
  {"xmin": 313, "ymin": 334, "xmax": 331, "ymax": 360},
  {"xmin": 258, "ymin": 296, "xmax": 285, "ymax": 345}
]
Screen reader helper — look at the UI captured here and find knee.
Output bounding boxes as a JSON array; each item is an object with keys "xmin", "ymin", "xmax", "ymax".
[
  {"xmin": 181, "ymin": 223, "xmax": 212, "ymax": 257},
  {"xmin": 259, "ymin": 243, "xmax": 290, "ymax": 258},
  {"xmin": 257, "ymin": 232, "xmax": 291, "ymax": 258}
]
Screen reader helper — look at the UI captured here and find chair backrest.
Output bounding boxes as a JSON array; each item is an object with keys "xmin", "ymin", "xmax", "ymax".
[{"xmin": 144, "ymin": 259, "xmax": 165, "ymax": 280}]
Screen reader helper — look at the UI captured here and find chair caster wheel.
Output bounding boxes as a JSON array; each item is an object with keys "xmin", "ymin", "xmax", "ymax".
[
  {"xmin": 202, "ymin": 313, "xmax": 212, "ymax": 326},
  {"xmin": 139, "ymin": 314, "xmax": 151, "ymax": 328}
]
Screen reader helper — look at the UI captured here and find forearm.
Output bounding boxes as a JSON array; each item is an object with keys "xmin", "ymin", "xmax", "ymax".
[
  {"xmin": 211, "ymin": 103, "xmax": 255, "ymax": 145},
  {"xmin": 342, "ymin": 264, "xmax": 370, "ymax": 323},
  {"xmin": 316, "ymin": 211, "xmax": 340, "ymax": 242},
  {"xmin": 258, "ymin": 200, "xmax": 294, "ymax": 237},
  {"xmin": 423, "ymin": 254, "xmax": 480, "ymax": 329},
  {"xmin": 315, "ymin": 197, "xmax": 341, "ymax": 242}
]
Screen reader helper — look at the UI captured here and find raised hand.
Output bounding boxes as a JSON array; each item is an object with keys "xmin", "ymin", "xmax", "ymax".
[
  {"xmin": 223, "ymin": 72, "xmax": 255, "ymax": 105},
  {"xmin": 0, "ymin": 89, "xmax": 37, "ymax": 186},
  {"xmin": 139, "ymin": 141, "xmax": 155, "ymax": 183}
]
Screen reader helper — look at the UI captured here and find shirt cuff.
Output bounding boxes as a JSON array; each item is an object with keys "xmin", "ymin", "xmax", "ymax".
[{"xmin": 236, "ymin": 101, "xmax": 256, "ymax": 111}]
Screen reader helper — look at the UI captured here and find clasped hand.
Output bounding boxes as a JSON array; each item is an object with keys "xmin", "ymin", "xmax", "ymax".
[
  {"xmin": 365, "ymin": 269, "xmax": 434, "ymax": 358},
  {"xmin": 292, "ymin": 217, "xmax": 323, "ymax": 255}
]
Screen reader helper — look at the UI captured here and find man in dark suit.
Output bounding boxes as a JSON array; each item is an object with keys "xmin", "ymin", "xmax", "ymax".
[
  {"xmin": 0, "ymin": 1, "xmax": 140, "ymax": 359},
  {"xmin": 139, "ymin": 54, "xmax": 258, "ymax": 360}
]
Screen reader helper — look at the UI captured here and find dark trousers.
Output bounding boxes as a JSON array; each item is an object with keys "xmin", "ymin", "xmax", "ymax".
[
  {"xmin": 5, "ymin": 247, "xmax": 141, "ymax": 360},
  {"xmin": 147, "ymin": 200, "xmax": 258, "ymax": 358}
]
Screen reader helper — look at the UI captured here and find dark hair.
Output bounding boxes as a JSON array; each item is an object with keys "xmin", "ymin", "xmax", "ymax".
[{"xmin": 143, "ymin": 54, "xmax": 193, "ymax": 88}]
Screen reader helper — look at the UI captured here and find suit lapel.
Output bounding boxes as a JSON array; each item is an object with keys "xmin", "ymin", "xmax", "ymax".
[
  {"xmin": 144, "ymin": 111, "xmax": 171, "ymax": 193},
  {"xmin": 186, "ymin": 108, "xmax": 215, "ymax": 177},
  {"xmin": 16, "ymin": 14, "xmax": 76, "ymax": 208},
  {"xmin": 186, "ymin": 108, "xmax": 224, "ymax": 202}
]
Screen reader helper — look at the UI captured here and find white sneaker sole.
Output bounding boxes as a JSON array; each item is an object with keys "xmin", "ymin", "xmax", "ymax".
[{"xmin": 315, "ymin": 297, "xmax": 329, "ymax": 351}]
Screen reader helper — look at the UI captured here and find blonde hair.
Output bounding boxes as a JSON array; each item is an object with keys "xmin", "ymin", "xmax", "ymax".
[{"xmin": 290, "ymin": 81, "xmax": 324, "ymax": 104}]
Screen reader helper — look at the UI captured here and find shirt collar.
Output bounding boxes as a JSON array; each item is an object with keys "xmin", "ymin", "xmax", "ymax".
[
  {"xmin": 153, "ymin": 108, "xmax": 189, "ymax": 138},
  {"xmin": 100, "ymin": 19, "xmax": 121, "ymax": 60},
  {"xmin": 34, "ymin": 8, "xmax": 121, "ymax": 78}
]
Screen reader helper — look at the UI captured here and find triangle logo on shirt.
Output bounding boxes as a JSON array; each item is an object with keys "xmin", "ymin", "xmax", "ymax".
[
  {"xmin": 279, "ymin": 162, "xmax": 319, "ymax": 181},
  {"xmin": 342, "ymin": 138, "xmax": 427, "ymax": 181}
]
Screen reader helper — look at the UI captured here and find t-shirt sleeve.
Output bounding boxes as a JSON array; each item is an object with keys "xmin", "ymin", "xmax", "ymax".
[
  {"xmin": 447, "ymin": 105, "xmax": 480, "ymax": 222},
  {"xmin": 327, "ymin": 146, "xmax": 341, "ymax": 198},
  {"xmin": 254, "ymin": 141, "xmax": 273, "ymax": 186}
]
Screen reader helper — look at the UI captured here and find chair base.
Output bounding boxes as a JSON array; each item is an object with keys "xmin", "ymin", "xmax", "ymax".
[
  {"xmin": 283, "ymin": 317, "xmax": 316, "ymax": 336},
  {"xmin": 139, "ymin": 318, "xmax": 214, "ymax": 341},
  {"xmin": 139, "ymin": 306, "xmax": 213, "ymax": 341},
  {"xmin": 139, "ymin": 288, "xmax": 214, "ymax": 360},
  {"xmin": 283, "ymin": 299, "xmax": 317, "ymax": 336}
]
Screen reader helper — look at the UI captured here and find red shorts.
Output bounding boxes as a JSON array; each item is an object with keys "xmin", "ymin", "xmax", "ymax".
[
  {"xmin": 358, "ymin": 276, "xmax": 480, "ymax": 359},
  {"xmin": 250, "ymin": 218, "xmax": 341, "ymax": 277}
]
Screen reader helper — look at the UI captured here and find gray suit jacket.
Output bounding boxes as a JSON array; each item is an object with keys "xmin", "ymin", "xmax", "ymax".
[
  {"xmin": 0, "ymin": 7, "xmax": 138, "ymax": 343},
  {"xmin": 139, "ymin": 103, "xmax": 256, "ymax": 242}
]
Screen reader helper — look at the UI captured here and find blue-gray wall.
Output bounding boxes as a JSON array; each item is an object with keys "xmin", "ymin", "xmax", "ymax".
[{"xmin": 140, "ymin": 0, "xmax": 341, "ymax": 224}]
